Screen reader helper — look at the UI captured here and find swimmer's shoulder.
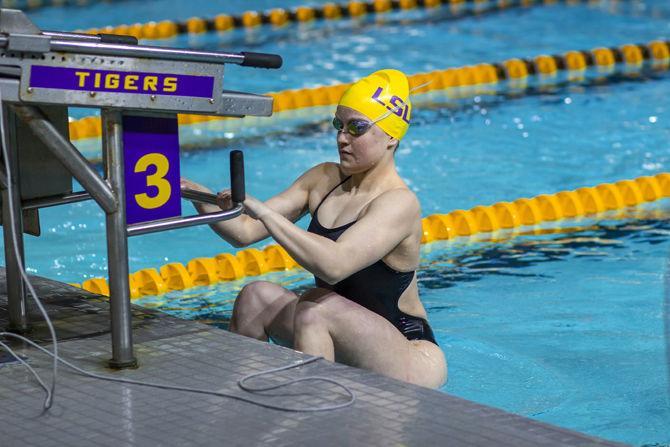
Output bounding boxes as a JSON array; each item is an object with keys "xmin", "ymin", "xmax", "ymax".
[
  {"xmin": 297, "ymin": 162, "xmax": 344, "ymax": 191},
  {"xmin": 319, "ymin": 161, "xmax": 345, "ymax": 179},
  {"xmin": 371, "ymin": 187, "xmax": 420, "ymax": 217}
]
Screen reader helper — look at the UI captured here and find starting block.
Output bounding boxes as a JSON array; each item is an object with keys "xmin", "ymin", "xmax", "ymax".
[{"xmin": 0, "ymin": 8, "xmax": 280, "ymax": 367}]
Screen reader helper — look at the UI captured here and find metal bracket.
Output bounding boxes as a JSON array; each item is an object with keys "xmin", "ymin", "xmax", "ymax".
[
  {"xmin": 16, "ymin": 54, "xmax": 224, "ymax": 113},
  {"xmin": 7, "ymin": 34, "xmax": 50, "ymax": 53},
  {"xmin": 127, "ymin": 204, "xmax": 243, "ymax": 237},
  {"xmin": 0, "ymin": 9, "xmax": 41, "ymax": 35},
  {"xmin": 219, "ymin": 90, "xmax": 273, "ymax": 117}
]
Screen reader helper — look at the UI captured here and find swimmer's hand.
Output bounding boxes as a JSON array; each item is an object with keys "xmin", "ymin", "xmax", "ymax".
[
  {"xmin": 180, "ymin": 178, "xmax": 235, "ymax": 212},
  {"xmin": 242, "ymin": 195, "xmax": 272, "ymax": 220},
  {"xmin": 215, "ymin": 189, "xmax": 234, "ymax": 211},
  {"xmin": 216, "ymin": 189, "xmax": 266, "ymax": 217}
]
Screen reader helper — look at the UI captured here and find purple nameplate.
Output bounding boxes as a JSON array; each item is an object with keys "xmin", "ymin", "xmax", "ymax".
[
  {"xmin": 30, "ymin": 65, "xmax": 214, "ymax": 98},
  {"xmin": 123, "ymin": 115, "xmax": 181, "ymax": 225}
]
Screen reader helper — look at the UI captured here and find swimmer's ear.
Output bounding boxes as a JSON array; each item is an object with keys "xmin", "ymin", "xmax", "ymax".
[{"xmin": 387, "ymin": 137, "xmax": 399, "ymax": 152}]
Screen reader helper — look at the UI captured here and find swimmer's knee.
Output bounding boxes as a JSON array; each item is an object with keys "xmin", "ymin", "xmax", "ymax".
[
  {"xmin": 232, "ymin": 281, "xmax": 276, "ymax": 332},
  {"xmin": 238, "ymin": 280, "xmax": 274, "ymax": 297},
  {"xmin": 236, "ymin": 281, "xmax": 276, "ymax": 308},
  {"xmin": 231, "ymin": 281, "xmax": 279, "ymax": 339}
]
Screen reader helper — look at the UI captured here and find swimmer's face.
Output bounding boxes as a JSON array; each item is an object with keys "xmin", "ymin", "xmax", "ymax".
[{"xmin": 335, "ymin": 105, "xmax": 398, "ymax": 175}]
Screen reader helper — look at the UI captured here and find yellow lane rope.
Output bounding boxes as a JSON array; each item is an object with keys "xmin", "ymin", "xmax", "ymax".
[
  {"xmin": 75, "ymin": 0, "xmax": 592, "ymax": 41},
  {"xmin": 71, "ymin": 172, "xmax": 670, "ymax": 299},
  {"xmin": 67, "ymin": 39, "xmax": 670, "ymax": 142}
]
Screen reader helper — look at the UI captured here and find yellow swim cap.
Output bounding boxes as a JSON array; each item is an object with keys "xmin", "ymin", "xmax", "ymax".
[{"xmin": 338, "ymin": 69, "xmax": 411, "ymax": 140}]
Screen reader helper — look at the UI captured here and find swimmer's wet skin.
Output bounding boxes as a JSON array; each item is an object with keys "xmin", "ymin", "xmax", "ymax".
[
  {"xmin": 186, "ymin": 69, "xmax": 447, "ymax": 388},
  {"xmin": 307, "ymin": 175, "xmax": 437, "ymax": 346}
]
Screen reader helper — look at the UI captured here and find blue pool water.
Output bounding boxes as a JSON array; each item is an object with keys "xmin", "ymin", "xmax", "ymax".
[
  {"xmin": 5, "ymin": 1, "xmax": 670, "ymax": 445},
  {"xmin": 136, "ymin": 212, "xmax": 670, "ymax": 445}
]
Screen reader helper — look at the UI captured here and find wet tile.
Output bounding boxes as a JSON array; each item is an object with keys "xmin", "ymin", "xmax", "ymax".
[{"xmin": 0, "ymin": 271, "xmax": 626, "ymax": 447}]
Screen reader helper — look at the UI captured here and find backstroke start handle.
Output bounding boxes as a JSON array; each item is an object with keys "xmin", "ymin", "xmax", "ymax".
[
  {"xmin": 240, "ymin": 51, "xmax": 283, "ymax": 69},
  {"xmin": 230, "ymin": 150, "xmax": 245, "ymax": 204}
]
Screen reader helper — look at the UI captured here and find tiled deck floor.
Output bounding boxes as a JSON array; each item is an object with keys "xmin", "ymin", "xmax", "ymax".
[{"xmin": 0, "ymin": 271, "xmax": 627, "ymax": 446}]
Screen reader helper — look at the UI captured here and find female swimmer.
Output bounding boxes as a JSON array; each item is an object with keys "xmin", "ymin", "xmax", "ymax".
[{"xmin": 182, "ymin": 69, "xmax": 447, "ymax": 388}]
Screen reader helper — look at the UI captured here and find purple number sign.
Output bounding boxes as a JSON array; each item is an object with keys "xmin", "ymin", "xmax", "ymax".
[{"xmin": 123, "ymin": 115, "xmax": 181, "ymax": 225}]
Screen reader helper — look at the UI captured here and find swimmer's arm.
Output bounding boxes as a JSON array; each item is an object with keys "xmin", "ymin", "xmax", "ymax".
[
  {"xmin": 181, "ymin": 165, "xmax": 321, "ymax": 247},
  {"xmin": 256, "ymin": 189, "xmax": 419, "ymax": 284}
]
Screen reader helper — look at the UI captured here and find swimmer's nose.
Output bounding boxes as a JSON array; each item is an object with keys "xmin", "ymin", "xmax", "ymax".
[{"xmin": 336, "ymin": 129, "xmax": 350, "ymax": 146}]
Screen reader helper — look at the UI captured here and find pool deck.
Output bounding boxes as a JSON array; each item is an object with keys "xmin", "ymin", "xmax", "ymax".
[{"xmin": 0, "ymin": 270, "xmax": 627, "ymax": 447}]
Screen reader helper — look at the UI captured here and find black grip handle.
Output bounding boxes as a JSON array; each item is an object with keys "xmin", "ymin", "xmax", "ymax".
[
  {"xmin": 97, "ymin": 33, "xmax": 139, "ymax": 45},
  {"xmin": 240, "ymin": 51, "xmax": 283, "ymax": 69},
  {"xmin": 230, "ymin": 150, "xmax": 245, "ymax": 203}
]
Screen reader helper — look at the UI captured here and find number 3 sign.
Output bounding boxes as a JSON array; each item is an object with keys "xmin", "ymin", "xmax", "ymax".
[{"xmin": 123, "ymin": 115, "xmax": 181, "ymax": 225}]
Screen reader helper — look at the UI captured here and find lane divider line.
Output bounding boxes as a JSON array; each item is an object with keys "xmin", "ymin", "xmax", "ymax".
[
  {"xmin": 75, "ymin": 0, "xmax": 583, "ymax": 41},
  {"xmin": 72, "ymin": 172, "xmax": 670, "ymax": 299},
  {"xmin": 67, "ymin": 39, "xmax": 670, "ymax": 142}
]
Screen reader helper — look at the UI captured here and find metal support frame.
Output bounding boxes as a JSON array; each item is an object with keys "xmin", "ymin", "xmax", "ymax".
[
  {"xmin": 0, "ymin": 8, "xmax": 277, "ymax": 368},
  {"xmin": 12, "ymin": 105, "xmax": 117, "ymax": 214},
  {"xmin": 127, "ymin": 187, "xmax": 243, "ymax": 236},
  {"xmin": 127, "ymin": 204, "xmax": 243, "ymax": 237},
  {"xmin": 22, "ymin": 191, "xmax": 91, "ymax": 210},
  {"xmin": 101, "ymin": 110, "xmax": 136, "ymax": 368},
  {"xmin": 1, "ymin": 104, "xmax": 27, "ymax": 333}
]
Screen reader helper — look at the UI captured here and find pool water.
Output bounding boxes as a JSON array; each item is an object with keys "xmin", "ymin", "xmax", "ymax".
[
  {"xmin": 5, "ymin": 1, "xmax": 670, "ymax": 445},
  {"xmin": 424, "ymin": 216, "xmax": 670, "ymax": 445},
  {"xmin": 136, "ymin": 211, "xmax": 670, "ymax": 445}
]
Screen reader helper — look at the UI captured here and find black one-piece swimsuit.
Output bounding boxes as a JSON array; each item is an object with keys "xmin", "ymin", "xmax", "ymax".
[{"xmin": 306, "ymin": 175, "xmax": 437, "ymax": 346}]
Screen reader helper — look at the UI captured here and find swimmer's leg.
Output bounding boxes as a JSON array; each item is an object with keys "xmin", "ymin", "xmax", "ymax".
[
  {"xmin": 229, "ymin": 281, "xmax": 298, "ymax": 346},
  {"xmin": 293, "ymin": 288, "xmax": 447, "ymax": 388}
]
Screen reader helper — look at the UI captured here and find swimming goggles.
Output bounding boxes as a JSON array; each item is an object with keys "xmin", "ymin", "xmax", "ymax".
[
  {"xmin": 332, "ymin": 116, "xmax": 375, "ymax": 136},
  {"xmin": 332, "ymin": 107, "xmax": 397, "ymax": 136},
  {"xmin": 331, "ymin": 106, "xmax": 406, "ymax": 137}
]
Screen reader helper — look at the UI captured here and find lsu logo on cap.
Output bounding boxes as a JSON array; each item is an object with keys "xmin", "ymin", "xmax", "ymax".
[{"xmin": 371, "ymin": 86, "xmax": 411, "ymax": 124}]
